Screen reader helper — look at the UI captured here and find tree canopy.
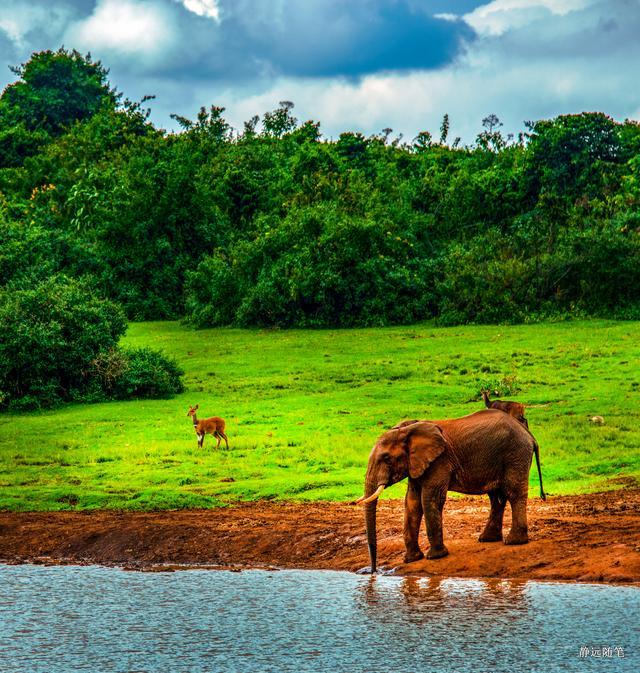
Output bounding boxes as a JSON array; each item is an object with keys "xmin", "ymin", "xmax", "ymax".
[
  {"xmin": 0, "ymin": 48, "xmax": 116, "ymax": 135},
  {"xmin": 0, "ymin": 48, "xmax": 638, "ymax": 333}
]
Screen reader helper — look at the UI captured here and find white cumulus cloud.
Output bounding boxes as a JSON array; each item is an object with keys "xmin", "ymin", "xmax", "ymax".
[
  {"xmin": 65, "ymin": 0, "xmax": 176, "ymax": 61},
  {"xmin": 176, "ymin": 0, "xmax": 220, "ymax": 21},
  {"xmin": 462, "ymin": 0, "xmax": 596, "ymax": 36}
]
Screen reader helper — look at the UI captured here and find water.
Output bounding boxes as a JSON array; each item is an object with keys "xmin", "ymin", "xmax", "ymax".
[{"xmin": 0, "ymin": 565, "xmax": 637, "ymax": 673}]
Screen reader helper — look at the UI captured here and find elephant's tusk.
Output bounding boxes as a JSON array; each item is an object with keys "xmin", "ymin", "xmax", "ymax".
[
  {"xmin": 351, "ymin": 492, "xmax": 374, "ymax": 505},
  {"xmin": 357, "ymin": 485, "xmax": 385, "ymax": 505}
]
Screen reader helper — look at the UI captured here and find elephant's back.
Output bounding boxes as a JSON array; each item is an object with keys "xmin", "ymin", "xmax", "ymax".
[
  {"xmin": 441, "ymin": 408, "xmax": 530, "ymax": 438},
  {"xmin": 440, "ymin": 409, "xmax": 535, "ymax": 465}
]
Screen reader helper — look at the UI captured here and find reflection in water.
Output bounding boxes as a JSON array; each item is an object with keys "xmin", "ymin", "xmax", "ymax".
[
  {"xmin": 356, "ymin": 575, "xmax": 537, "ymax": 672},
  {"xmin": 0, "ymin": 565, "xmax": 637, "ymax": 673},
  {"xmin": 359, "ymin": 574, "xmax": 529, "ymax": 617}
]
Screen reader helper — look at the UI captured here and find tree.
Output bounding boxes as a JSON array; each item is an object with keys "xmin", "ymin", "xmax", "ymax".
[
  {"xmin": 412, "ymin": 131, "xmax": 433, "ymax": 152},
  {"xmin": 0, "ymin": 277, "xmax": 126, "ymax": 408},
  {"xmin": 525, "ymin": 113, "xmax": 623, "ymax": 201},
  {"xmin": 262, "ymin": 101, "xmax": 298, "ymax": 137},
  {"xmin": 476, "ymin": 114, "xmax": 505, "ymax": 152},
  {"xmin": 0, "ymin": 48, "xmax": 117, "ymax": 136},
  {"xmin": 336, "ymin": 132, "xmax": 369, "ymax": 162},
  {"xmin": 2, "ymin": 46, "xmax": 639, "ymax": 333},
  {"xmin": 439, "ymin": 113, "xmax": 450, "ymax": 145},
  {"xmin": 170, "ymin": 105, "xmax": 232, "ymax": 144}
]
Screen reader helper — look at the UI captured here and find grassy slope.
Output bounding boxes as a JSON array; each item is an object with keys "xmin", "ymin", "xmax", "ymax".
[{"xmin": 0, "ymin": 320, "xmax": 638, "ymax": 511}]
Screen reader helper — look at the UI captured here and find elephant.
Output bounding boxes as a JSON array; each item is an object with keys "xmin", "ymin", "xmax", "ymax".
[{"xmin": 354, "ymin": 409, "xmax": 545, "ymax": 573}]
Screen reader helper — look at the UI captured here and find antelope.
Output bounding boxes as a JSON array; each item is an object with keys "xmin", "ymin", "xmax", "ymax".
[
  {"xmin": 482, "ymin": 390, "xmax": 528, "ymax": 429},
  {"xmin": 187, "ymin": 404, "xmax": 229, "ymax": 449}
]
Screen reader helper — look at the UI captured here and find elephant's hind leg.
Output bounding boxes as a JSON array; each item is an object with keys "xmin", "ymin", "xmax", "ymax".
[
  {"xmin": 505, "ymin": 492, "xmax": 529, "ymax": 545},
  {"xmin": 403, "ymin": 479, "xmax": 424, "ymax": 563},
  {"xmin": 479, "ymin": 490, "xmax": 507, "ymax": 542}
]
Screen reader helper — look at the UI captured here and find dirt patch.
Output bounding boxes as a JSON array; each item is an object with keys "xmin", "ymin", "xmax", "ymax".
[{"xmin": 1, "ymin": 490, "xmax": 639, "ymax": 582}]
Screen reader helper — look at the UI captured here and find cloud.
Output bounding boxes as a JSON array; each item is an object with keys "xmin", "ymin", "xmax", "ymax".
[
  {"xmin": 31, "ymin": 0, "xmax": 473, "ymax": 89},
  {"xmin": 176, "ymin": 0, "xmax": 220, "ymax": 21},
  {"xmin": 434, "ymin": 13, "xmax": 461, "ymax": 22},
  {"xmin": 171, "ymin": 0, "xmax": 640, "ymax": 142},
  {"xmin": 1, "ymin": 0, "xmax": 639, "ymax": 146},
  {"xmin": 462, "ymin": 0, "xmax": 596, "ymax": 36},
  {"xmin": 64, "ymin": 0, "xmax": 177, "ymax": 62},
  {"xmin": 0, "ymin": 2, "xmax": 78, "ymax": 50},
  {"xmin": 215, "ymin": 0, "xmax": 474, "ymax": 78}
]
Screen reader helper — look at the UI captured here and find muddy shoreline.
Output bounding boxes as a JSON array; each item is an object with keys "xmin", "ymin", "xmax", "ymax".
[{"xmin": 1, "ymin": 490, "xmax": 639, "ymax": 583}]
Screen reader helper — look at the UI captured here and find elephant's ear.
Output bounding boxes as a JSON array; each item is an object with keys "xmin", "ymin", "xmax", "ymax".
[{"xmin": 404, "ymin": 423, "xmax": 448, "ymax": 479}]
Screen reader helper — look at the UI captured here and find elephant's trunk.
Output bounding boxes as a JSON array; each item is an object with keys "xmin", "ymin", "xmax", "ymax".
[{"xmin": 363, "ymin": 476, "xmax": 379, "ymax": 572}]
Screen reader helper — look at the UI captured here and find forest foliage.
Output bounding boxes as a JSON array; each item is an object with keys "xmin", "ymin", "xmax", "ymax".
[{"xmin": 1, "ymin": 48, "xmax": 639, "ymax": 336}]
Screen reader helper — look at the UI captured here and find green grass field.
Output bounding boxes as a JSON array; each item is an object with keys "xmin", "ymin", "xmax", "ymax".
[{"xmin": 0, "ymin": 320, "xmax": 638, "ymax": 511}]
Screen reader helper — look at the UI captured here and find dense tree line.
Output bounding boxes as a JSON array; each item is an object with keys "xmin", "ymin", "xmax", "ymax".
[{"xmin": 1, "ymin": 48, "xmax": 639, "ymax": 336}]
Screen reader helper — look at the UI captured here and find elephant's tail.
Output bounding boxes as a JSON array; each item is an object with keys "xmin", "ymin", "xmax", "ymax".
[{"xmin": 533, "ymin": 440, "xmax": 546, "ymax": 500}]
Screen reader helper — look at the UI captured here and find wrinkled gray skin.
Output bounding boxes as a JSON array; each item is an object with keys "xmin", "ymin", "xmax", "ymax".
[{"xmin": 361, "ymin": 409, "xmax": 542, "ymax": 573}]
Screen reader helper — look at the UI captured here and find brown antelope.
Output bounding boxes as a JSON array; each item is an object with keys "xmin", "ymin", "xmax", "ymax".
[
  {"xmin": 187, "ymin": 404, "xmax": 229, "ymax": 449},
  {"xmin": 482, "ymin": 390, "xmax": 528, "ymax": 429}
]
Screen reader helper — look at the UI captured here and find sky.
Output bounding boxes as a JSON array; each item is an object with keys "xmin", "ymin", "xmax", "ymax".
[{"xmin": 1, "ymin": 0, "xmax": 639, "ymax": 142}]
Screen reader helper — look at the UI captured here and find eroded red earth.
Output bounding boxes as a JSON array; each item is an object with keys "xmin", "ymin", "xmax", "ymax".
[{"xmin": 1, "ymin": 490, "xmax": 639, "ymax": 582}]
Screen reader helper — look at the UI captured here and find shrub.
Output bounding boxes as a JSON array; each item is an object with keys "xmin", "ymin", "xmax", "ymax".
[
  {"xmin": 0, "ymin": 276, "xmax": 126, "ymax": 409},
  {"xmin": 477, "ymin": 374, "xmax": 521, "ymax": 398},
  {"xmin": 185, "ymin": 205, "xmax": 433, "ymax": 328},
  {"xmin": 90, "ymin": 347, "xmax": 130, "ymax": 396},
  {"xmin": 0, "ymin": 277, "xmax": 184, "ymax": 409},
  {"xmin": 110, "ymin": 347, "xmax": 184, "ymax": 400}
]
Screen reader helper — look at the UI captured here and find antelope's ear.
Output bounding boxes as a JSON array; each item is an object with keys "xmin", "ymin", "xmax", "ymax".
[
  {"xmin": 404, "ymin": 423, "xmax": 448, "ymax": 479},
  {"xmin": 194, "ymin": 404, "xmax": 199, "ymax": 410},
  {"xmin": 392, "ymin": 419, "xmax": 420, "ymax": 430}
]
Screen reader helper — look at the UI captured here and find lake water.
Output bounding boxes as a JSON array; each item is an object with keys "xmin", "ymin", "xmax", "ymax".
[{"xmin": 0, "ymin": 565, "xmax": 637, "ymax": 673}]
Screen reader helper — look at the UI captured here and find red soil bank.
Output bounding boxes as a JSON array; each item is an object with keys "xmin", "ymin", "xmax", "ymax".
[{"xmin": 1, "ymin": 489, "xmax": 638, "ymax": 582}]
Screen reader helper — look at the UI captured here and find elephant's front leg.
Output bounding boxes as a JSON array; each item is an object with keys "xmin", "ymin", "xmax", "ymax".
[
  {"xmin": 479, "ymin": 489, "xmax": 507, "ymax": 542},
  {"xmin": 403, "ymin": 479, "xmax": 424, "ymax": 563},
  {"xmin": 422, "ymin": 486, "xmax": 449, "ymax": 559}
]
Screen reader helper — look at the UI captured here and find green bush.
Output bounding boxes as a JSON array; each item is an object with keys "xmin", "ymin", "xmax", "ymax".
[
  {"xmin": 111, "ymin": 347, "xmax": 184, "ymax": 400},
  {"xmin": 185, "ymin": 205, "xmax": 433, "ymax": 328},
  {"xmin": 0, "ymin": 277, "xmax": 184, "ymax": 409},
  {"xmin": 0, "ymin": 276, "xmax": 126, "ymax": 409},
  {"xmin": 477, "ymin": 374, "xmax": 521, "ymax": 398}
]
